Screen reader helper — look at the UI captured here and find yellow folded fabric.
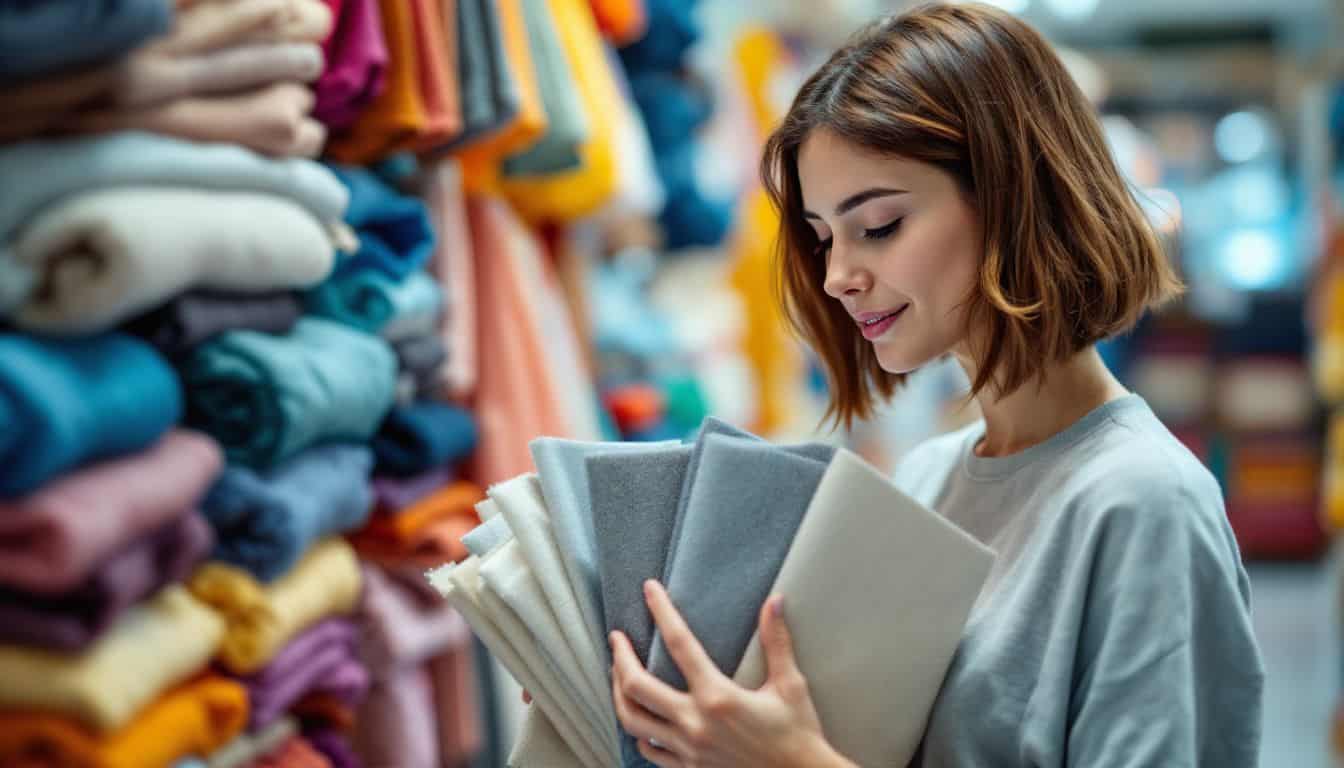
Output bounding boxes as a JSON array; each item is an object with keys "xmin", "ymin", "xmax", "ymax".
[
  {"xmin": 0, "ymin": 586, "xmax": 223, "ymax": 733},
  {"xmin": 188, "ymin": 538, "xmax": 363, "ymax": 674},
  {"xmin": 499, "ymin": 0, "xmax": 617, "ymax": 223},
  {"xmin": 0, "ymin": 675, "xmax": 248, "ymax": 768},
  {"xmin": 456, "ymin": 0, "xmax": 548, "ymax": 195}
]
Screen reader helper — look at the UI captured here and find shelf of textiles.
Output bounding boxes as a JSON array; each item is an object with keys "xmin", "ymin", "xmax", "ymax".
[{"xmin": 1127, "ymin": 301, "xmax": 1329, "ymax": 561}]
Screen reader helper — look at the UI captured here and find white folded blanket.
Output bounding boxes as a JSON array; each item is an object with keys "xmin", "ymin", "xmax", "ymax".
[{"xmin": 9, "ymin": 186, "xmax": 335, "ymax": 333}]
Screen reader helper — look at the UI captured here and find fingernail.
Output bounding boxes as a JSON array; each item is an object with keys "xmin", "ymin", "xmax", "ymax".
[
  {"xmin": 772, "ymin": 595, "xmax": 785, "ymax": 618},
  {"xmin": 644, "ymin": 579, "xmax": 656, "ymax": 596}
]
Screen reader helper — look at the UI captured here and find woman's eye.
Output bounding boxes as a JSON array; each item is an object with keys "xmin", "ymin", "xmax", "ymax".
[{"xmin": 862, "ymin": 218, "xmax": 903, "ymax": 240}]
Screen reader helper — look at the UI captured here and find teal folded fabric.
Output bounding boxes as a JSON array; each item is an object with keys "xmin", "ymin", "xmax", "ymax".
[
  {"xmin": 0, "ymin": 333, "xmax": 181, "ymax": 497},
  {"xmin": 649, "ymin": 434, "xmax": 830, "ymax": 691},
  {"xmin": 202, "ymin": 444, "xmax": 374, "ymax": 582},
  {"xmin": 501, "ymin": 0, "xmax": 587, "ymax": 177},
  {"xmin": 0, "ymin": 133, "xmax": 347, "ymax": 315},
  {"xmin": 306, "ymin": 270, "xmax": 442, "ymax": 341},
  {"xmin": 0, "ymin": 0, "xmax": 173, "ymax": 80},
  {"xmin": 326, "ymin": 165, "xmax": 435, "ymax": 280},
  {"xmin": 372, "ymin": 402, "xmax": 478, "ymax": 477},
  {"xmin": 182, "ymin": 317, "xmax": 396, "ymax": 468}
]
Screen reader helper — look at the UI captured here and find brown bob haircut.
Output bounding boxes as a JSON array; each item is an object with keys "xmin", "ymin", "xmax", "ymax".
[{"xmin": 762, "ymin": 2, "xmax": 1181, "ymax": 429}]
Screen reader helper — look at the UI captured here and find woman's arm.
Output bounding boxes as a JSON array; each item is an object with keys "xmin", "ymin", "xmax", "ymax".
[{"xmin": 609, "ymin": 580, "xmax": 860, "ymax": 768}]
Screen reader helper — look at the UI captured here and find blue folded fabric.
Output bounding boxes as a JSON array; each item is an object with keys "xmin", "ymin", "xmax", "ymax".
[
  {"xmin": 202, "ymin": 444, "xmax": 374, "ymax": 582},
  {"xmin": 0, "ymin": 333, "xmax": 181, "ymax": 497},
  {"xmin": 306, "ymin": 270, "xmax": 442, "ymax": 339},
  {"xmin": 0, "ymin": 0, "xmax": 173, "ymax": 81},
  {"xmin": 627, "ymin": 72, "xmax": 712, "ymax": 148},
  {"xmin": 616, "ymin": 0, "xmax": 700, "ymax": 74},
  {"xmin": 649, "ymin": 435, "xmax": 830, "ymax": 691},
  {"xmin": 372, "ymin": 402, "xmax": 478, "ymax": 477},
  {"xmin": 326, "ymin": 165, "xmax": 435, "ymax": 280},
  {"xmin": 653, "ymin": 142, "xmax": 732, "ymax": 251},
  {"xmin": 182, "ymin": 317, "xmax": 396, "ymax": 468}
]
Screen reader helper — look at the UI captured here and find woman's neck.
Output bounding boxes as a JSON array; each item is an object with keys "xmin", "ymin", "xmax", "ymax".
[{"xmin": 957, "ymin": 346, "xmax": 1130, "ymax": 458}]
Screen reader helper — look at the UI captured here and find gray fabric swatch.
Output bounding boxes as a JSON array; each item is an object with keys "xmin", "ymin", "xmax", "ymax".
[
  {"xmin": 649, "ymin": 434, "xmax": 830, "ymax": 691},
  {"xmin": 461, "ymin": 510, "xmax": 513, "ymax": 558}
]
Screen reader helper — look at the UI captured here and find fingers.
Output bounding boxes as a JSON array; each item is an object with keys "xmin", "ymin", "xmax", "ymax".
[
  {"xmin": 638, "ymin": 736, "xmax": 686, "ymax": 768},
  {"xmin": 611, "ymin": 667, "xmax": 688, "ymax": 757},
  {"xmin": 610, "ymin": 631, "xmax": 689, "ymax": 720},
  {"xmin": 644, "ymin": 580, "xmax": 723, "ymax": 689},
  {"xmin": 759, "ymin": 594, "xmax": 804, "ymax": 686},
  {"xmin": 521, "ymin": 689, "xmax": 532, "ymax": 705}
]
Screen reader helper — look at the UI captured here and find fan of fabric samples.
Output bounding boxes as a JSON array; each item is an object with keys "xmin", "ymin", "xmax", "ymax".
[{"xmin": 430, "ymin": 417, "xmax": 995, "ymax": 767}]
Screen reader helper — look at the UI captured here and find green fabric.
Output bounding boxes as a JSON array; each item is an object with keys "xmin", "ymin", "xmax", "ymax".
[
  {"xmin": 306, "ymin": 270, "xmax": 441, "ymax": 338},
  {"xmin": 183, "ymin": 317, "xmax": 396, "ymax": 468},
  {"xmin": 500, "ymin": 0, "xmax": 587, "ymax": 177}
]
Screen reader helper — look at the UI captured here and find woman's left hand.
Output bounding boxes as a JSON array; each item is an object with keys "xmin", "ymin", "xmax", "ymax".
[{"xmin": 609, "ymin": 580, "xmax": 853, "ymax": 768}]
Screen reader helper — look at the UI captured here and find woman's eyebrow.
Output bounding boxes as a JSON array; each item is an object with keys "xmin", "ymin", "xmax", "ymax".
[{"xmin": 803, "ymin": 187, "xmax": 909, "ymax": 220}]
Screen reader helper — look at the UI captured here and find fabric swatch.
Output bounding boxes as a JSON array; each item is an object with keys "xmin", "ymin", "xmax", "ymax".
[
  {"xmin": 125, "ymin": 291, "xmax": 303, "ymax": 360},
  {"xmin": 242, "ymin": 619, "xmax": 369, "ymax": 730},
  {"xmin": 202, "ymin": 444, "xmax": 373, "ymax": 582},
  {"xmin": 9, "ymin": 187, "xmax": 334, "ymax": 334},
  {"xmin": 314, "ymin": 0, "xmax": 388, "ymax": 129},
  {"xmin": 648, "ymin": 434, "xmax": 830, "ymax": 690},
  {"xmin": 372, "ymin": 402, "xmax": 477, "ymax": 477},
  {"xmin": 0, "ymin": 676, "xmax": 248, "ymax": 768},
  {"xmin": 0, "ymin": 512, "xmax": 213, "ymax": 652},
  {"xmin": 0, "ymin": 586, "xmax": 224, "ymax": 732},
  {"xmin": 508, "ymin": 707, "xmax": 587, "ymax": 768},
  {"xmin": 0, "ymin": 430, "xmax": 220, "ymax": 594},
  {"xmin": 461, "ymin": 511, "xmax": 514, "ymax": 558},
  {"xmin": 327, "ymin": 164, "xmax": 436, "ymax": 280},
  {"xmin": 0, "ymin": 333, "xmax": 183, "ymax": 497},
  {"xmin": 0, "ymin": 0, "xmax": 172, "ymax": 81},
  {"xmin": 732, "ymin": 449, "xmax": 995, "ymax": 767},
  {"xmin": 189, "ymin": 538, "xmax": 363, "ymax": 674},
  {"xmin": 182, "ymin": 318, "xmax": 396, "ymax": 468},
  {"xmin": 207, "ymin": 717, "xmax": 299, "ymax": 768}
]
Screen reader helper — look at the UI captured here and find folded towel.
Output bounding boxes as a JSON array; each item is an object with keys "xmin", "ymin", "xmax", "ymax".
[
  {"xmin": 182, "ymin": 317, "xmax": 396, "ymax": 468},
  {"xmin": 501, "ymin": 0, "xmax": 588, "ymax": 177},
  {"xmin": 352, "ymin": 480, "xmax": 483, "ymax": 551},
  {"xmin": 423, "ymin": 161, "xmax": 477, "ymax": 398},
  {"xmin": 9, "ymin": 187, "xmax": 334, "ymax": 334},
  {"xmin": 314, "ymin": 0, "xmax": 388, "ymax": 129},
  {"xmin": 352, "ymin": 666, "xmax": 439, "ymax": 768},
  {"xmin": 243, "ymin": 619, "xmax": 369, "ymax": 730},
  {"xmin": 0, "ymin": 131, "xmax": 347, "ymax": 248},
  {"xmin": 392, "ymin": 333, "xmax": 448, "ymax": 379},
  {"xmin": 125, "ymin": 291, "xmax": 304, "ymax": 360},
  {"xmin": 479, "ymin": 537, "xmax": 617, "ymax": 762},
  {"xmin": 429, "ymin": 557, "xmax": 608, "ymax": 768},
  {"xmin": 202, "ymin": 444, "xmax": 374, "ymax": 582},
  {"xmin": 372, "ymin": 402, "xmax": 478, "ymax": 477},
  {"xmin": 307, "ymin": 270, "xmax": 443, "ymax": 340},
  {"xmin": 116, "ymin": 42, "xmax": 325, "ymax": 107},
  {"xmin": 371, "ymin": 466, "xmax": 455, "ymax": 512},
  {"xmin": 0, "ymin": 430, "xmax": 221, "ymax": 593},
  {"xmin": 0, "ymin": 512, "xmax": 213, "ymax": 652},
  {"xmin": 0, "ymin": 333, "xmax": 184, "ymax": 497},
  {"xmin": 326, "ymin": 165, "xmax": 435, "ymax": 280},
  {"xmin": 359, "ymin": 565, "xmax": 470, "ymax": 677},
  {"xmin": 256, "ymin": 735, "xmax": 334, "ymax": 768},
  {"xmin": 207, "ymin": 717, "xmax": 299, "ymax": 768},
  {"xmin": 486, "ymin": 475, "xmax": 620, "ymax": 749},
  {"xmin": 303, "ymin": 730, "xmax": 359, "ymax": 768},
  {"xmin": 189, "ymin": 538, "xmax": 364, "ymax": 674},
  {"xmin": 0, "ymin": 586, "xmax": 224, "ymax": 732},
  {"xmin": 731, "ymin": 450, "xmax": 995, "ymax": 766},
  {"xmin": 0, "ymin": 675, "xmax": 248, "ymax": 768},
  {"xmin": 152, "ymin": 0, "xmax": 332, "ymax": 56},
  {"xmin": 66, "ymin": 83, "xmax": 328, "ymax": 158},
  {"xmin": 649, "ymin": 435, "xmax": 829, "ymax": 690},
  {"xmin": 0, "ymin": 0, "xmax": 173, "ymax": 80}
]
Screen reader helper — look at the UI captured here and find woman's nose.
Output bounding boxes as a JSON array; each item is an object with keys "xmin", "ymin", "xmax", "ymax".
[{"xmin": 823, "ymin": 242, "xmax": 870, "ymax": 299}]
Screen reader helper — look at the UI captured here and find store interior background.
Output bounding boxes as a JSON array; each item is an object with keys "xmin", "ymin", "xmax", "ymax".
[{"xmin": 596, "ymin": 0, "xmax": 1344, "ymax": 765}]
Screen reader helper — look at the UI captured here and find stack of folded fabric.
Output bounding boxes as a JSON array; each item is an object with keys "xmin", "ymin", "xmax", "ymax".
[{"xmin": 430, "ymin": 417, "xmax": 997, "ymax": 768}]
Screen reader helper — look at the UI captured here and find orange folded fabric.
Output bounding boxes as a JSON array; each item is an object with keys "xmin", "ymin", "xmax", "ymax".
[
  {"xmin": 406, "ymin": 0, "xmax": 463, "ymax": 152},
  {"xmin": 588, "ymin": 0, "xmax": 646, "ymax": 45},
  {"xmin": 324, "ymin": 0, "xmax": 427, "ymax": 164},
  {"xmin": 254, "ymin": 736, "xmax": 332, "ymax": 768},
  {"xmin": 350, "ymin": 514, "xmax": 477, "ymax": 569},
  {"xmin": 0, "ymin": 676, "xmax": 248, "ymax": 768},
  {"xmin": 454, "ymin": 0, "xmax": 547, "ymax": 194},
  {"xmin": 356, "ymin": 481, "xmax": 484, "ymax": 545}
]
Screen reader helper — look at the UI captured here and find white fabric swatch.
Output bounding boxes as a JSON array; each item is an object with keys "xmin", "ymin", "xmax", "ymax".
[{"xmin": 509, "ymin": 706, "xmax": 588, "ymax": 768}]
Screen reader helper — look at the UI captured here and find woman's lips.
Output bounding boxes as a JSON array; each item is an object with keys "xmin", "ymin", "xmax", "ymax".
[{"xmin": 857, "ymin": 305, "xmax": 908, "ymax": 340}]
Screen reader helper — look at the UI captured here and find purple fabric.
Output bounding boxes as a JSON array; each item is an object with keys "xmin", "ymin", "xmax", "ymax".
[
  {"xmin": 370, "ymin": 466, "xmax": 455, "ymax": 513},
  {"xmin": 306, "ymin": 729, "xmax": 363, "ymax": 768},
  {"xmin": 242, "ymin": 618, "xmax": 371, "ymax": 730},
  {"xmin": 0, "ymin": 512, "xmax": 212, "ymax": 651},
  {"xmin": 314, "ymin": 0, "xmax": 388, "ymax": 129}
]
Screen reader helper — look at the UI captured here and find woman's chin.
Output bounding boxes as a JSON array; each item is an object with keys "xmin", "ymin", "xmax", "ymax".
[{"xmin": 873, "ymin": 343, "xmax": 940, "ymax": 376}]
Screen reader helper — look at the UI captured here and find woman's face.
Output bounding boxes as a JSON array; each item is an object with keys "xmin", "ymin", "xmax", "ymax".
[{"xmin": 797, "ymin": 129, "xmax": 982, "ymax": 374}]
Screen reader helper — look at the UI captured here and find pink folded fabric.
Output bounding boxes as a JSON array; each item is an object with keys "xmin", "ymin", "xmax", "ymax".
[
  {"xmin": 115, "ymin": 42, "xmax": 326, "ymax": 107},
  {"xmin": 352, "ymin": 665, "xmax": 438, "ymax": 768},
  {"xmin": 424, "ymin": 160, "xmax": 476, "ymax": 399},
  {"xmin": 314, "ymin": 0, "xmax": 388, "ymax": 129},
  {"xmin": 429, "ymin": 643, "xmax": 482, "ymax": 767},
  {"xmin": 0, "ymin": 430, "xmax": 223, "ymax": 595},
  {"xmin": 358, "ymin": 565, "xmax": 470, "ymax": 678},
  {"xmin": 152, "ymin": 0, "xmax": 334, "ymax": 56},
  {"xmin": 67, "ymin": 82, "xmax": 327, "ymax": 158}
]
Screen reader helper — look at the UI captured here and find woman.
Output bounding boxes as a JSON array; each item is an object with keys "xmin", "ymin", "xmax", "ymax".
[{"xmin": 605, "ymin": 3, "xmax": 1265, "ymax": 766}]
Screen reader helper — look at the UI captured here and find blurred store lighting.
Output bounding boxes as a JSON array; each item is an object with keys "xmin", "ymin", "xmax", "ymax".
[
  {"xmin": 1044, "ymin": 0, "xmax": 1098, "ymax": 21},
  {"xmin": 1226, "ymin": 165, "xmax": 1291, "ymax": 223},
  {"xmin": 1140, "ymin": 187, "xmax": 1183, "ymax": 235},
  {"xmin": 1215, "ymin": 110, "xmax": 1275, "ymax": 164},
  {"xmin": 979, "ymin": 0, "xmax": 1031, "ymax": 13},
  {"xmin": 1220, "ymin": 229, "xmax": 1286, "ymax": 290}
]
